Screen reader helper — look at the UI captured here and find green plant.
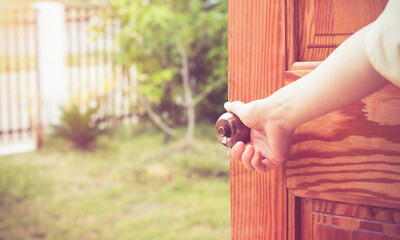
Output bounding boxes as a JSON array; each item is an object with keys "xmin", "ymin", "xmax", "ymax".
[
  {"xmin": 53, "ymin": 103, "xmax": 109, "ymax": 149},
  {"xmin": 109, "ymin": 0, "xmax": 228, "ymax": 150}
]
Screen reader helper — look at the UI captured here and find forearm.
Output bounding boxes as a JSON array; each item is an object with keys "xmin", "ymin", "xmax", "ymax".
[{"xmin": 269, "ymin": 25, "xmax": 389, "ymax": 130}]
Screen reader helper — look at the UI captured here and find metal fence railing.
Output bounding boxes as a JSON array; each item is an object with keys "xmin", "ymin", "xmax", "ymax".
[
  {"xmin": 65, "ymin": 6, "xmax": 137, "ymax": 125},
  {"xmin": 0, "ymin": 5, "xmax": 137, "ymax": 155},
  {"xmin": 0, "ymin": 8, "xmax": 39, "ymax": 154}
]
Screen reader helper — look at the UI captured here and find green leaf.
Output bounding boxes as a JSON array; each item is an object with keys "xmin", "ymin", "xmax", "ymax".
[{"xmin": 52, "ymin": 103, "xmax": 109, "ymax": 149}]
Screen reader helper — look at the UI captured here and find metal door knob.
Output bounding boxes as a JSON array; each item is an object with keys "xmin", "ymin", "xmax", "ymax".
[{"xmin": 215, "ymin": 112, "xmax": 250, "ymax": 148}]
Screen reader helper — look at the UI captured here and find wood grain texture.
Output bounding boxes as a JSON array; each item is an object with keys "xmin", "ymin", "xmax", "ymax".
[
  {"xmin": 288, "ymin": 192, "xmax": 300, "ymax": 240},
  {"xmin": 314, "ymin": 0, "xmax": 386, "ymax": 35},
  {"xmin": 299, "ymin": 198, "xmax": 313, "ymax": 240},
  {"xmin": 299, "ymin": 0, "xmax": 387, "ymax": 60},
  {"xmin": 228, "ymin": 0, "xmax": 286, "ymax": 239},
  {"xmin": 300, "ymin": 198, "xmax": 400, "ymax": 239},
  {"xmin": 286, "ymin": 1, "xmax": 400, "ymax": 239},
  {"xmin": 285, "ymin": 0, "xmax": 298, "ymax": 69},
  {"xmin": 286, "ymin": 66, "xmax": 400, "ymax": 209}
]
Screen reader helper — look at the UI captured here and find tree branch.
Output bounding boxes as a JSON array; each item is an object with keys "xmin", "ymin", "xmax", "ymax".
[
  {"xmin": 142, "ymin": 97, "xmax": 178, "ymax": 137},
  {"xmin": 193, "ymin": 77, "xmax": 226, "ymax": 106},
  {"xmin": 190, "ymin": 36, "xmax": 204, "ymax": 59}
]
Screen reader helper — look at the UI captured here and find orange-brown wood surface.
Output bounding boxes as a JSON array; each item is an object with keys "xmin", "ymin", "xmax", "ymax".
[
  {"xmin": 228, "ymin": 0, "xmax": 286, "ymax": 239},
  {"xmin": 299, "ymin": 199, "xmax": 400, "ymax": 239},
  {"xmin": 299, "ymin": 0, "xmax": 387, "ymax": 60},
  {"xmin": 286, "ymin": 66, "xmax": 400, "ymax": 210},
  {"xmin": 285, "ymin": 0, "xmax": 400, "ymax": 236},
  {"xmin": 230, "ymin": 0, "xmax": 399, "ymax": 239}
]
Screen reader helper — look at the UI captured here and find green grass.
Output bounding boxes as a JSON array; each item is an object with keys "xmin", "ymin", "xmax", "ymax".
[{"xmin": 0, "ymin": 124, "xmax": 230, "ymax": 240}]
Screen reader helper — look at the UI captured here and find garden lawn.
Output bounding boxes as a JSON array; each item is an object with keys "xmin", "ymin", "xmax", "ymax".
[{"xmin": 0, "ymin": 125, "xmax": 230, "ymax": 240}]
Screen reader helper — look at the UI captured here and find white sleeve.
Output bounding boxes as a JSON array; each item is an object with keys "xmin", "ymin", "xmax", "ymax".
[{"xmin": 365, "ymin": 0, "xmax": 400, "ymax": 87}]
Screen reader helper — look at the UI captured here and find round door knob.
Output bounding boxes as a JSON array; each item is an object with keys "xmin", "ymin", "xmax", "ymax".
[{"xmin": 215, "ymin": 112, "xmax": 250, "ymax": 148}]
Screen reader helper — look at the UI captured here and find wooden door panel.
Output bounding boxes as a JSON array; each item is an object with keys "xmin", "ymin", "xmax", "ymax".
[
  {"xmin": 299, "ymin": 0, "xmax": 388, "ymax": 60},
  {"xmin": 314, "ymin": 0, "xmax": 385, "ymax": 35},
  {"xmin": 286, "ymin": 0, "xmax": 400, "ymax": 236},
  {"xmin": 299, "ymin": 198, "xmax": 400, "ymax": 240},
  {"xmin": 286, "ymin": 65, "xmax": 400, "ymax": 209},
  {"xmin": 318, "ymin": 224, "xmax": 400, "ymax": 240}
]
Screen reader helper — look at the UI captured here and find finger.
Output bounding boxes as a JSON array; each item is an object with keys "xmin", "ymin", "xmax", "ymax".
[
  {"xmin": 227, "ymin": 148, "xmax": 231, "ymax": 157},
  {"xmin": 241, "ymin": 145, "xmax": 255, "ymax": 170},
  {"xmin": 261, "ymin": 158, "xmax": 279, "ymax": 172},
  {"xmin": 251, "ymin": 150, "xmax": 266, "ymax": 173},
  {"xmin": 230, "ymin": 141, "xmax": 245, "ymax": 162},
  {"xmin": 224, "ymin": 101, "xmax": 244, "ymax": 114}
]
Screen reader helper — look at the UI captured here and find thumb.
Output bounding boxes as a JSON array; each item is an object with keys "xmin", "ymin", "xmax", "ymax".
[{"xmin": 224, "ymin": 101, "xmax": 245, "ymax": 115}]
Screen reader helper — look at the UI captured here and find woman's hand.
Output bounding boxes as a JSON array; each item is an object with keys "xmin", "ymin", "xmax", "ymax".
[{"xmin": 224, "ymin": 100, "xmax": 295, "ymax": 173}]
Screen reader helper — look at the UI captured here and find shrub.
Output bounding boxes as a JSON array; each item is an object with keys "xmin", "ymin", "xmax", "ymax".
[{"xmin": 52, "ymin": 103, "xmax": 109, "ymax": 149}]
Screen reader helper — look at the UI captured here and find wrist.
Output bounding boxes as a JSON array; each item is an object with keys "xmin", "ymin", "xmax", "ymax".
[{"xmin": 264, "ymin": 84, "xmax": 303, "ymax": 132}]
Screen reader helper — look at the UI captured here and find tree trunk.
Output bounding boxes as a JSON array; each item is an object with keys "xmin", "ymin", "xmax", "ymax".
[
  {"xmin": 177, "ymin": 40, "xmax": 195, "ymax": 150},
  {"xmin": 182, "ymin": 59, "xmax": 195, "ymax": 150}
]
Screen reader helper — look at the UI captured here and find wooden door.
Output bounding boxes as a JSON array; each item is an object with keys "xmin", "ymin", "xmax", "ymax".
[
  {"xmin": 229, "ymin": 0, "xmax": 287, "ymax": 239},
  {"xmin": 228, "ymin": 0, "xmax": 400, "ymax": 239}
]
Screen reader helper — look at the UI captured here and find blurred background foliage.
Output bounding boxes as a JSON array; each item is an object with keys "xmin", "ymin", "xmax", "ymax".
[
  {"xmin": 111, "ymin": 0, "xmax": 227, "ymax": 119},
  {"xmin": 0, "ymin": 0, "xmax": 230, "ymax": 239},
  {"xmin": 110, "ymin": 0, "xmax": 228, "ymax": 148}
]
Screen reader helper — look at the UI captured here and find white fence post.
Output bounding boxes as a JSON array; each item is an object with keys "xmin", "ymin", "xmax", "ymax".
[{"xmin": 31, "ymin": 2, "xmax": 68, "ymax": 128}]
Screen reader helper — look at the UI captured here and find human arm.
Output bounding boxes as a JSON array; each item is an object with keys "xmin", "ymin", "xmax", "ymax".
[{"xmin": 226, "ymin": 24, "xmax": 389, "ymax": 173}]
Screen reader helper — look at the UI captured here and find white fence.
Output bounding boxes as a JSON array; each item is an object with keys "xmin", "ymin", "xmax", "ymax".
[{"xmin": 0, "ymin": 2, "xmax": 136, "ymax": 156}]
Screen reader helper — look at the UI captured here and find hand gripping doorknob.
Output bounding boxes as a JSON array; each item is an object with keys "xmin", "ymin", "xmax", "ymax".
[{"xmin": 215, "ymin": 112, "xmax": 250, "ymax": 148}]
